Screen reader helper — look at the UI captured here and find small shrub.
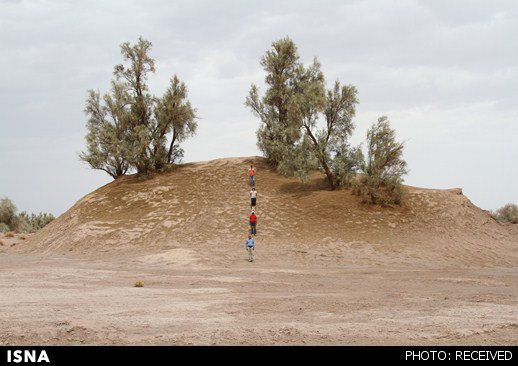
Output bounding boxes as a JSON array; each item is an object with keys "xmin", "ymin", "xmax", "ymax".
[
  {"xmin": 353, "ymin": 175, "xmax": 404, "ymax": 205},
  {"xmin": 0, "ymin": 198, "xmax": 18, "ymax": 230},
  {"xmin": 353, "ymin": 116, "xmax": 407, "ymax": 205},
  {"xmin": 17, "ymin": 211, "xmax": 55, "ymax": 233},
  {"xmin": 0, "ymin": 198, "xmax": 54, "ymax": 233},
  {"xmin": 0, "ymin": 239, "xmax": 4, "ymax": 246},
  {"xmin": 492, "ymin": 203, "xmax": 518, "ymax": 224},
  {"xmin": 5, "ymin": 232, "xmax": 14, "ymax": 238},
  {"xmin": 134, "ymin": 281, "xmax": 144, "ymax": 288},
  {"xmin": 0, "ymin": 222, "xmax": 9, "ymax": 233},
  {"xmin": 20, "ymin": 235, "xmax": 26, "ymax": 240}
]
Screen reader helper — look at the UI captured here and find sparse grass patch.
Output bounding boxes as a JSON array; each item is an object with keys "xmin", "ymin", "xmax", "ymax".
[
  {"xmin": 5, "ymin": 232, "xmax": 14, "ymax": 238},
  {"xmin": 134, "ymin": 281, "xmax": 144, "ymax": 288}
]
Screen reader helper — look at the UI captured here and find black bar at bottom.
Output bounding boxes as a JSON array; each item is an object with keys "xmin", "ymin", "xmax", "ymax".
[{"xmin": 0, "ymin": 346, "xmax": 515, "ymax": 365}]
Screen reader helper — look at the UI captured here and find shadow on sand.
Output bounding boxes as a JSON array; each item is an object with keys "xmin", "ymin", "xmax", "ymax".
[{"xmin": 278, "ymin": 177, "xmax": 331, "ymax": 197}]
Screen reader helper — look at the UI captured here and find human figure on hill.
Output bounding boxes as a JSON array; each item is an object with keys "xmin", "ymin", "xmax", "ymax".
[
  {"xmin": 245, "ymin": 234, "xmax": 255, "ymax": 262},
  {"xmin": 250, "ymin": 187, "xmax": 257, "ymax": 209},
  {"xmin": 249, "ymin": 211, "xmax": 257, "ymax": 235},
  {"xmin": 248, "ymin": 164, "xmax": 256, "ymax": 187}
]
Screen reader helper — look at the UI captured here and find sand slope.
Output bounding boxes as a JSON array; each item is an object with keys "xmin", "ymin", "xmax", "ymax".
[
  {"xmin": 2, "ymin": 156, "xmax": 518, "ymax": 345},
  {"xmin": 21, "ymin": 156, "xmax": 517, "ymax": 268}
]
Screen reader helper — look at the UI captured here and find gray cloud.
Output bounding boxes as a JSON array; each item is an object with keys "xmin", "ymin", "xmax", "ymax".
[{"xmin": 1, "ymin": 0, "xmax": 516, "ymax": 215}]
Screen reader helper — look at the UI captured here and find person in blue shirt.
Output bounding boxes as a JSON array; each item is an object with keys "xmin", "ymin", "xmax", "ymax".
[{"xmin": 245, "ymin": 234, "xmax": 255, "ymax": 262}]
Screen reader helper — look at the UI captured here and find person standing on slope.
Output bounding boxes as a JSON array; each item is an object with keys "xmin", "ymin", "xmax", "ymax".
[
  {"xmin": 250, "ymin": 187, "xmax": 257, "ymax": 209},
  {"xmin": 249, "ymin": 211, "xmax": 257, "ymax": 235},
  {"xmin": 245, "ymin": 234, "xmax": 255, "ymax": 262},
  {"xmin": 248, "ymin": 164, "xmax": 256, "ymax": 187}
]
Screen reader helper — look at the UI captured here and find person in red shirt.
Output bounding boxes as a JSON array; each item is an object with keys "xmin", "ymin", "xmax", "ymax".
[{"xmin": 249, "ymin": 211, "xmax": 257, "ymax": 235}]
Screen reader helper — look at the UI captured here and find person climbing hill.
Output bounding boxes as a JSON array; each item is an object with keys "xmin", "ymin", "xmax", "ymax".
[
  {"xmin": 250, "ymin": 187, "xmax": 257, "ymax": 209},
  {"xmin": 248, "ymin": 164, "xmax": 256, "ymax": 187},
  {"xmin": 249, "ymin": 211, "xmax": 257, "ymax": 235},
  {"xmin": 245, "ymin": 234, "xmax": 255, "ymax": 262}
]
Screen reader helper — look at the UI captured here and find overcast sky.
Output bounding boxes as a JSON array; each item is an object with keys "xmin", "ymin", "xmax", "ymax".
[{"xmin": 1, "ymin": 0, "xmax": 517, "ymax": 216}]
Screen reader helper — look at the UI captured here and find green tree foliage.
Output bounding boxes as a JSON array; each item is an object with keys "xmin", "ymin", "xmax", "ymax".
[
  {"xmin": 492, "ymin": 203, "xmax": 518, "ymax": 224},
  {"xmin": 79, "ymin": 87, "xmax": 131, "ymax": 178},
  {"xmin": 154, "ymin": 76, "xmax": 198, "ymax": 169},
  {"xmin": 80, "ymin": 37, "xmax": 197, "ymax": 178},
  {"xmin": 353, "ymin": 116, "xmax": 408, "ymax": 205},
  {"xmin": 246, "ymin": 37, "xmax": 362, "ymax": 189},
  {"xmin": 288, "ymin": 70, "xmax": 362, "ymax": 188},
  {"xmin": 245, "ymin": 37, "xmax": 301, "ymax": 166}
]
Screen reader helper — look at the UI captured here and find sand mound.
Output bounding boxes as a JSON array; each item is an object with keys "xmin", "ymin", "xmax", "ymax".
[{"xmin": 20, "ymin": 156, "xmax": 517, "ymax": 268}]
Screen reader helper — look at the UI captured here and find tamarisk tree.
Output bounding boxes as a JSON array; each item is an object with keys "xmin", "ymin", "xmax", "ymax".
[
  {"xmin": 79, "ymin": 86, "xmax": 131, "ymax": 178},
  {"xmin": 245, "ymin": 37, "xmax": 301, "ymax": 166},
  {"xmin": 80, "ymin": 37, "xmax": 197, "ymax": 178},
  {"xmin": 246, "ymin": 37, "xmax": 362, "ymax": 189}
]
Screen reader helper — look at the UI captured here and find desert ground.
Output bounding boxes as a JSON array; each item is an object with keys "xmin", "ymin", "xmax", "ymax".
[{"xmin": 1, "ymin": 157, "xmax": 517, "ymax": 345}]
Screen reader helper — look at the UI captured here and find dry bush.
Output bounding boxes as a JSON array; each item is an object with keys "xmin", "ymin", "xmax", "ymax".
[
  {"xmin": 492, "ymin": 203, "xmax": 518, "ymax": 224},
  {"xmin": 0, "ymin": 222, "xmax": 9, "ymax": 233},
  {"xmin": 1, "ymin": 196, "xmax": 54, "ymax": 234},
  {"xmin": 0, "ymin": 198, "xmax": 18, "ymax": 231},
  {"xmin": 134, "ymin": 281, "xmax": 144, "ymax": 288},
  {"xmin": 0, "ymin": 239, "xmax": 4, "ymax": 246},
  {"xmin": 5, "ymin": 232, "xmax": 14, "ymax": 238},
  {"xmin": 17, "ymin": 211, "xmax": 55, "ymax": 233},
  {"xmin": 353, "ymin": 176, "xmax": 403, "ymax": 205}
]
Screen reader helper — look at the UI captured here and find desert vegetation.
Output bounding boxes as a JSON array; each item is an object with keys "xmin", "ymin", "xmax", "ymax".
[
  {"xmin": 80, "ymin": 37, "xmax": 197, "ymax": 178},
  {"xmin": 0, "ymin": 197, "xmax": 54, "ymax": 233},
  {"xmin": 77, "ymin": 36, "xmax": 408, "ymax": 205},
  {"xmin": 353, "ymin": 116, "xmax": 408, "ymax": 205},
  {"xmin": 246, "ymin": 37, "xmax": 407, "ymax": 204},
  {"xmin": 0, "ymin": 197, "xmax": 17, "ymax": 232},
  {"xmin": 492, "ymin": 203, "xmax": 518, "ymax": 224}
]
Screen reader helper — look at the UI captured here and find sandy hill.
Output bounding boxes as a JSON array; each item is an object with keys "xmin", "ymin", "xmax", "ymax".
[
  {"xmin": 3, "ymin": 156, "xmax": 517, "ymax": 346},
  {"xmin": 22, "ymin": 156, "xmax": 517, "ymax": 269}
]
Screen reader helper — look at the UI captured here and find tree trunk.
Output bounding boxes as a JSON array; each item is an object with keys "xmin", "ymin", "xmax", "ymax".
[
  {"xmin": 321, "ymin": 158, "xmax": 336, "ymax": 190},
  {"xmin": 304, "ymin": 124, "xmax": 336, "ymax": 190},
  {"xmin": 167, "ymin": 129, "xmax": 177, "ymax": 163}
]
